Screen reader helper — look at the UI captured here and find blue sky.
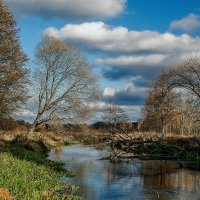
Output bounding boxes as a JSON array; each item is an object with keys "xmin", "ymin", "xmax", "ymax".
[{"xmin": 5, "ymin": 0, "xmax": 200, "ymax": 121}]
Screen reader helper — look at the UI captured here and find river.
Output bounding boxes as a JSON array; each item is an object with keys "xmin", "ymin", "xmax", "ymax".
[{"xmin": 48, "ymin": 144, "xmax": 200, "ymax": 200}]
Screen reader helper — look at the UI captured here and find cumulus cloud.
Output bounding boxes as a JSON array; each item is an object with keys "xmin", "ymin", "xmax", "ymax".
[
  {"xmin": 44, "ymin": 21, "xmax": 200, "ymax": 81},
  {"xmin": 95, "ymin": 54, "xmax": 168, "ymax": 67},
  {"xmin": 6, "ymin": 0, "xmax": 126, "ymax": 19},
  {"xmin": 91, "ymin": 82, "xmax": 147, "ymax": 121},
  {"xmin": 42, "ymin": 15, "xmax": 200, "ymax": 121},
  {"xmin": 103, "ymin": 83, "xmax": 147, "ymax": 106},
  {"xmin": 97, "ymin": 51, "xmax": 200, "ymax": 80},
  {"xmin": 103, "ymin": 88, "xmax": 115, "ymax": 97},
  {"xmin": 170, "ymin": 13, "xmax": 200, "ymax": 33},
  {"xmin": 131, "ymin": 76, "xmax": 148, "ymax": 87},
  {"xmin": 90, "ymin": 101, "xmax": 142, "ymax": 121},
  {"xmin": 44, "ymin": 21, "xmax": 200, "ymax": 53}
]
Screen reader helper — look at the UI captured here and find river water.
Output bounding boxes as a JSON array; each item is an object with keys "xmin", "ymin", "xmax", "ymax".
[{"xmin": 48, "ymin": 144, "xmax": 200, "ymax": 200}]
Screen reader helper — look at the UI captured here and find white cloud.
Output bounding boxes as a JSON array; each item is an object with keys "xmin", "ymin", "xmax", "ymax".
[
  {"xmin": 170, "ymin": 13, "xmax": 200, "ymax": 32},
  {"xmin": 44, "ymin": 21, "xmax": 200, "ymax": 80},
  {"xmin": 95, "ymin": 51, "xmax": 200, "ymax": 68},
  {"xmin": 89, "ymin": 82, "xmax": 146, "ymax": 121},
  {"xmin": 44, "ymin": 22, "xmax": 200, "ymax": 54},
  {"xmin": 103, "ymin": 88, "xmax": 115, "ymax": 97},
  {"xmin": 95, "ymin": 54, "xmax": 168, "ymax": 67},
  {"xmin": 122, "ymin": 82, "xmax": 147, "ymax": 94},
  {"xmin": 103, "ymin": 83, "xmax": 147, "ymax": 97},
  {"xmin": 103, "ymin": 83, "xmax": 147, "ymax": 105},
  {"xmin": 98, "ymin": 51, "xmax": 200, "ymax": 80},
  {"xmin": 90, "ymin": 101, "xmax": 142, "ymax": 121},
  {"xmin": 6, "ymin": 0, "xmax": 126, "ymax": 19},
  {"xmin": 99, "ymin": 82, "xmax": 146, "ymax": 120}
]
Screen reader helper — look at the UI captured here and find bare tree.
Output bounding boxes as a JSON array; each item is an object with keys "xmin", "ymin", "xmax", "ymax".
[
  {"xmin": 101, "ymin": 101, "xmax": 130, "ymax": 160},
  {"xmin": 32, "ymin": 36, "xmax": 99, "ymax": 130},
  {"xmin": 170, "ymin": 58, "xmax": 200, "ymax": 99},
  {"xmin": 102, "ymin": 100, "xmax": 129, "ymax": 136},
  {"xmin": 142, "ymin": 58, "xmax": 200, "ymax": 136},
  {"xmin": 169, "ymin": 58, "xmax": 200, "ymax": 132},
  {"xmin": 141, "ymin": 70, "xmax": 180, "ymax": 137},
  {"xmin": 175, "ymin": 97, "xmax": 199, "ymax": 135},
  {"xmin": 0, "ymin": 0, "xmax": 28, "ymax": 120}
]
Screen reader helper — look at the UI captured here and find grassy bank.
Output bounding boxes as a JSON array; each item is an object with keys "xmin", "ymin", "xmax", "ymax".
[
  {"xmin": 0, "ymin": 129, "xmax": 107, "ymax": 199},
  {"xmin": 0, "ymin": 147, "xmax": 81, "ymax": 200}
]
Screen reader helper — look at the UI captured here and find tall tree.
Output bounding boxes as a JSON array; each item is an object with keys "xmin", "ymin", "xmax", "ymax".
[
  {"xmin": 141, "ymin": 70, "xmax": 180, "ymax": 136},
  {"xmin": 0, "ymin": 0, "xmax": 28, "ymax": 119},
  {"xmin": 141, "ymin": 58, "xmax": 200, "ymax": 136},
  {"xmin": 169, "ymin": 58, "xmax": 200, "ymax": 131},
  {"xmin": 32, "ymin": 36, "xmax": 99, "ymax": 129}
]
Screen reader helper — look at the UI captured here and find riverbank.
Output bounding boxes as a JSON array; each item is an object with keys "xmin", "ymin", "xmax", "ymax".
[
  {"xmin": 0, "ymin": 131, "xmax": 83, "ymax": 199},
  {"xmin": 0, "ymin": 146, "xmax": 82, "ymax": 199}
]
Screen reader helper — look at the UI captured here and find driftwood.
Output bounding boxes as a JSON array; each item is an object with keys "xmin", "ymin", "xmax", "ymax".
[
  {"xmin": 111, "ymin": 139, "xmax": 186, "ymax": 153},
  {"xmin": 105, "ymin": 136, "xmax": 200, "ymax": 164},
  {"xmin": 103, "ymin": 133, "xmax": 200, "ymax": 169}
]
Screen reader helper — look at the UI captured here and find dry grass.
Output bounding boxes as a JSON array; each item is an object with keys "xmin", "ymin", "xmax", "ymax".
[
  {"xmin": 165, "ymin": 133, "xmax": 195, "ymax": 140},
  {"xmin": 28, "ymin": 131, "xmax": 76, "ymax": 146},
  {"xmin": 70, "ymin": 127, "xmax": 109, "ymax": 144},
  {"xmin": 0, "ymin": 189, "xmax": 13, "ymax": 200},
  {"xmin": 0, "ymin": 129, "xmax": 198, "ymax": 149},
  {"xmin": 0, "ymin": 130, "xmax": 76, "ymax": 149}
]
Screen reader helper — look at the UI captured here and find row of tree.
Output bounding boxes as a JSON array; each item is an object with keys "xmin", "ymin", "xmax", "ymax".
[
  {"xmin": 141, "ymin": 58, "xmax": 200, "ymax": 136},
  {"xmin": 0, "ymin": 0, "xmax": 99, "ymax": 131}
]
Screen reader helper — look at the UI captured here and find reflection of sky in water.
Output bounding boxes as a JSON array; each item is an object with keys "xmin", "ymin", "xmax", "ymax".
[{"xmin": 48, "ymin": 145, "xmax": 200, "ymax": 200}]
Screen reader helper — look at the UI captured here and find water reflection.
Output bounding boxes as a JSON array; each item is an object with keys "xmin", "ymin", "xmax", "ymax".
[{"xmin": 48, "ymin": 145, "xmax": 200, "ymax": 200}]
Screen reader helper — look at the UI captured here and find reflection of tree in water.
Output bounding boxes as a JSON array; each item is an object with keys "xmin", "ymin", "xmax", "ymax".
[
  {"xmin": 102, "ymin": 159, "xmax": 200, "ymax": 199},
  {"xmin": 50, "ymin": 146, "xmax": 200, "ymax": 200},
  {"xmin": 142, "ymin": 161, "xmax": 200, "ymax": 199},
  {"xmin": 101, "ymin": 160, "xmax": 145, "ymax": 198},
  {"xmin": 142, "ymin": 161, "xmax": 200, "ymax": 191},
  {"xmin": 70, "ymin": 160, "xmax": 100, "ymax": 200},
  {"xmin": 50, "ymin": 149, "xmax": 95, "ymax": 199},
  {"xmin": 142, "ymin": 160, "xmax": 179, "ymax": 190},
  {"xmin": 50, "ymin": 147, "xmax": 64, "ymax": 162}
]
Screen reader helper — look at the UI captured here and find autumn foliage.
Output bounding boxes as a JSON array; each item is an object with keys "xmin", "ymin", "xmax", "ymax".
[{"xmin": 0, "ymin": 0, "xmax": 28, "ymax": 120}]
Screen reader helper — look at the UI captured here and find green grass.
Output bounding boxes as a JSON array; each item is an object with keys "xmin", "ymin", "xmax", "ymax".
[
  {"xmin": 0, "ymin": 146, "xmax": 73, "ymax": 176},
  {"xmin": 0, "ymin": 148, "xmax": 82, "ymax": 200}
]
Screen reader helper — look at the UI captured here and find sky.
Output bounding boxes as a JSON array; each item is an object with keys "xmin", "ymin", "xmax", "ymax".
[{"xmin": 5, "ymin": 0, "xmax": 200, "ymax": 122}]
